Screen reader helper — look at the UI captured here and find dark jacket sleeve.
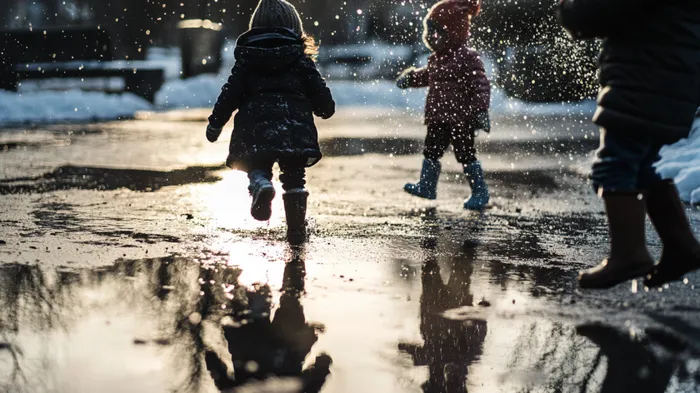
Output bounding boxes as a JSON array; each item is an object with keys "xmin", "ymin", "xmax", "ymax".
[
  {"xmin": 299, "ymin": 57, "xmax": 336, "ymax": 119},
  {"xmin": 208, "ymin": 64, "xmax": 246, "ymax": 128},
  {"xmin": 558, "ymin": 0, "xmax": 659, "ymax": 39}
]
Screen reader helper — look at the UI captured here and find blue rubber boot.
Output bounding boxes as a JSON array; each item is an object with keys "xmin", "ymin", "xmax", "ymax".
[
  {"xmin": 404, "ymin": 159, "xmax": 441, "ymax": 200},
  {"xmin": 463, "ymin": 161, "xmax": 490, "ymax": 211},
  {"xmin": 248, "ymin": 170, "xmax": 276, "ymax": 221}
]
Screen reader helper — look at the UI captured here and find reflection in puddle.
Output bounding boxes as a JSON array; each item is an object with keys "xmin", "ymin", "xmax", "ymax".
[
  {"xmin": 0, "ymin": 248, "xmax": 329, "ymax": 393},
  {"xmin": 399, "ymin": 236, "xmax": 487, "ymax": 392},
  {"xmin": 394, "ymin": 219, "xmax": 700, "ymax": 393},
  {"xmin": 206, "ymin": 249, "xmax": 331, "ymax": 392},
  {"xmin": 1, "ymin": 228, "xmax": 700, "ymax": 392}
]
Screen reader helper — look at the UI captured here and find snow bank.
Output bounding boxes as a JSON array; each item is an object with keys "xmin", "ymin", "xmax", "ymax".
[
  {"xmin": 0, "ymin": 43, "xmax": 597, "ymax": 124},
  {"xmin": 155, "ymin": 76, "xmax": 428, "ymax": 110},
  {"xmin": 0, "ymin": 90, "xmax": 151, "ymax": 125},
  {"xmin": 657, "ymin": 116, "xmax": 700, "ymax": 204},
  {"xmin": 154, "ymin": 73, "xmax": 597, "ymax": 117},
  {"xmin": 333, "ymin": 79, "xmax": 598, "ymax": 117},
  {"xmin": 155, "ymin": 73, "xmax": 227, "ymax": 108}
]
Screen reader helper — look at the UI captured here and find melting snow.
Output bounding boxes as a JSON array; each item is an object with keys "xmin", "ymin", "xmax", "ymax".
[
  {"xmin": 0, "ymin": 89, "xmax": 151, "ymax": 125},
  {"xmin": 0, "ymin": 47, "xmax": 696, "ymax": 204},
  {"xmin": 657, "ymin": 114, "xmax": 700, "ymax": 204}
]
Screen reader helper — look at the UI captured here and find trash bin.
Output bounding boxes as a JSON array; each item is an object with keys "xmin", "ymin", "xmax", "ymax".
[{"xmin": 177, "ymin": 19, "xmax": 224, "ymax": 79}]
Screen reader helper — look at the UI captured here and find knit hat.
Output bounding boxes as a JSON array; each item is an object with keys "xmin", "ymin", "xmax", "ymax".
[
  {"xmin": 426, "ymin": 0, "xmax": 481, "ymax": 45},
  {"xmin": 249, "ymin": 0, "xmax": 304, "ymax": 37}
]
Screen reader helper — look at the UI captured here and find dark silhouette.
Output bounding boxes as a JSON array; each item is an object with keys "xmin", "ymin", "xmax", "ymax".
[
  {"xmin": 577, "ymin": 323, "xmax": 674, "ymax": 393},
  {"xmin": 0, "ymin": 164, "xmax": 224, "ymax": 195},
  {"xmin": 206, "ymin": 249, "xmax": 332, "ymax": 392},
  {"xmin": 399, "ymin": 236, "xmax": 487, "ymax": 392}
]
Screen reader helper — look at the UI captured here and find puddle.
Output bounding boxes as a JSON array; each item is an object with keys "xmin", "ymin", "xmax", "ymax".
[
  {"xmin": 0, "ymin": 115, "xmax": 699, "ymax": 392},
  {"xmin": 0, "ymin": 165, "xmax": 225, "ymax": 194},
  {"xmin": 1, "ymin": 230, "xmax": 699, "ymax": 392}
]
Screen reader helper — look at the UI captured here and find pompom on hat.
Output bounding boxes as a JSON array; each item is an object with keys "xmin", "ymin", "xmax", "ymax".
[
  {"xmin": 250, "ymin": 0, "xmax": 304, "ymax": 37},
  {"xmin": 426, "ymin": 0, "xmax": 481, "ymax": 44}
]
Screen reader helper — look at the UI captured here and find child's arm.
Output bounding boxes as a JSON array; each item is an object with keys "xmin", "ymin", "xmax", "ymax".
[
  {"xmin": 397, "ymin": 67, "xmax": 429, "ymax": 89},
  {"xmin": 206, "ymin": 64, "xmax": 246, "ymax": 141},
  {"xmin": 299, "ymin": 57, "xmax": 336, "ymax": 119}
]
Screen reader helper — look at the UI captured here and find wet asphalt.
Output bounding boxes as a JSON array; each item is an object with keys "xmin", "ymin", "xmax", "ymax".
[{"xmin": 0, "ymin": 108, "xmax": 699, "ymax": 393}]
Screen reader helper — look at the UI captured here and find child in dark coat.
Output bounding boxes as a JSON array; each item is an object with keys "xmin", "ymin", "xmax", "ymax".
[
  {"xmin": 558, "ymin": 0, "xmax": 700, "ymax": 288},
  {"xmin": 397, "ymin": 0, "xmax": 491, "ymax": 211},
  {"xmin": 206, "ymin": 0, "xmax": 335, "ymax": 245}
]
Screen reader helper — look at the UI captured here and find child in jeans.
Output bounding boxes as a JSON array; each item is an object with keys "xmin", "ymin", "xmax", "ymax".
[
  {"xmin": 397, "ymin": 0, "xmax": 491, "ymax": 210},
  {"xmin": 206, "ymin": 0, "xmax": 335, "ymax": 245},
  {"xmin": 558, "ymin": 0, "xmax": 700, "ymax": 288}
]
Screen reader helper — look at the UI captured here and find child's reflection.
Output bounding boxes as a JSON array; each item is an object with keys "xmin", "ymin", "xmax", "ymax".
[
  {"xmin": 206, "ymin": 250, "xmax": 331, "ymax": 392},
  {"xmin": 400, "ymin": 237, "xmax": 487, "ymax": 392}
]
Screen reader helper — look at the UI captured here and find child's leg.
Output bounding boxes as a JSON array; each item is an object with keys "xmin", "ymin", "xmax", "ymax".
[
  {"xmin": 642, "ymin": 141, "xmax": 700, "ymax": 287},
  {"xmin": 248, "ymin": 157, "xmax": 276, "ymax": 221},
  {"xmin": 278, "ymin": 158, "xmax": 307, "ymax": 192},
  {"xmin": 451, "ymin": 125, "xmax": 489, "ymax": 210},
  {"xmin": 279, "ymin": 158, "xmax": 308, "ymax": 245},
  {"xmin": 404, "ymin": 123, "xmax": 450, "ymax": 199},
  {"xmin": 579, "ymin": 128, "xmax": 655, "ymax": 289},
  {"xmin": 423, "ymin": 123, "xmax": 451, "ymax": 163}
]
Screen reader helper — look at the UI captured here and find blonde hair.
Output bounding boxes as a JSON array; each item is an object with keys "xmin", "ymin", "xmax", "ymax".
[{"xmin": 303, "ymin": 34, "xmax": 319, "ymax": 59}]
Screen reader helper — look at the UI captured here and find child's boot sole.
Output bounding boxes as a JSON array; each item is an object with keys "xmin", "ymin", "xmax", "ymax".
[
  {"xmin": 579, "ymin": 259, "xmax": 654, "ymax": 289},
  {"xmin": 251, "ymin": 186, "xmax": 276, "ymax": 221},
  {"xmin": 644, "ymin": 248, "xmax": 700, "ymax": 288},
  {"xmin": 404, "ymin": 184, "xmax": 437, "ymax": 200}
]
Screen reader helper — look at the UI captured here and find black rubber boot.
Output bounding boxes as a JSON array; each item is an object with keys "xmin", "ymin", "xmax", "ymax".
[
  {"xmin": 579, "ymin": 192, "xmax": 655, "ymax": 289},
  {"xmin": 248, "ymin": 170, "xmax": 275, "ymax": 221},
  {"xmin": 283, "ymin": 190, "xmax": 308, "ymax": 246},
  {"xmin": 644, "ymin": 180, "xmax": 700, "ymax": 288}
]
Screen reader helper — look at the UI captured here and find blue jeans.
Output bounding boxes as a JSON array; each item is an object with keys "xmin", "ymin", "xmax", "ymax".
[{"xmin": 590, "ymin": 129, "xmax": 669, "ymax": 193}]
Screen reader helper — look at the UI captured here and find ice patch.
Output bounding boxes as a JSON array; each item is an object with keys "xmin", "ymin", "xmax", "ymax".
[{"xmin": 657, "ymin": 116, "xmax": 700, "ymax": 204}]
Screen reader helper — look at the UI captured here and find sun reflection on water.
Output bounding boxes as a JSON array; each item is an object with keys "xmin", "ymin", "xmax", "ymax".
[{"xmin": 190, "ymin": 169, "xmax": 286, "ymax": 232}]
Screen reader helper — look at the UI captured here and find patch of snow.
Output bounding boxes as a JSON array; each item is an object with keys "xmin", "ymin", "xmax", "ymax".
[
  {"xmin": 155, "ymin": 73, "xmax": 227, "ymax": 108},
  {"xmin": 0, "ymin": 44, "xmax": 598, "ymax": 125},
  {"xmin": 657, "ymin": 115, "xmax": 700, "ymax": 204},
  {"xmin": 330, "ymin": 80, "xmax": 426, "ymax": 113},
  {"xmin": 154, "ymin": 71, "xmax": 596, "ymax": 118},
  {"xmin": 145, "ymin": 46, "xmax": 183, "ymax": 80},
  {"xmin": 0, "ymin": 90, "xmax": 151, "ymax": 125}
]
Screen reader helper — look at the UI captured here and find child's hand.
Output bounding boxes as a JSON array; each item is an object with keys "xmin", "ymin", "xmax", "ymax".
[
  {"xmin": 396, "ymin": 72, "xmax": 412, "ymax": 89},
  {"xmin": 206, "ymin": 124, "xmax": 222, "ymax": 143}
]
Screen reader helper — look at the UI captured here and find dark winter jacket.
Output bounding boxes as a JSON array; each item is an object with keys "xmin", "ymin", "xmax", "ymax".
[
  {"xmin": 558, "ymin": 0, "xmax": 700, "ymax": 140},
  {"xmin": 401, "ymin": 42, "xmax": 491, "ymax": 126},
  {"xmin": 208, "ymin": 28, "xmax": 335, "ymax": 171}
]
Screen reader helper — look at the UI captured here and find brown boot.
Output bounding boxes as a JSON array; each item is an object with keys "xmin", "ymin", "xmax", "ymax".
[
  {"xmin": 579, "ymin": 192, "xmax": 655, "ymax": 289},
  {"xmin": 644, "ymin": 180, "xmax": 700, "ymax": 288},
  {"xmin": 283, "ymin": 189, "xmax": 308, "ymax": 246}
]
